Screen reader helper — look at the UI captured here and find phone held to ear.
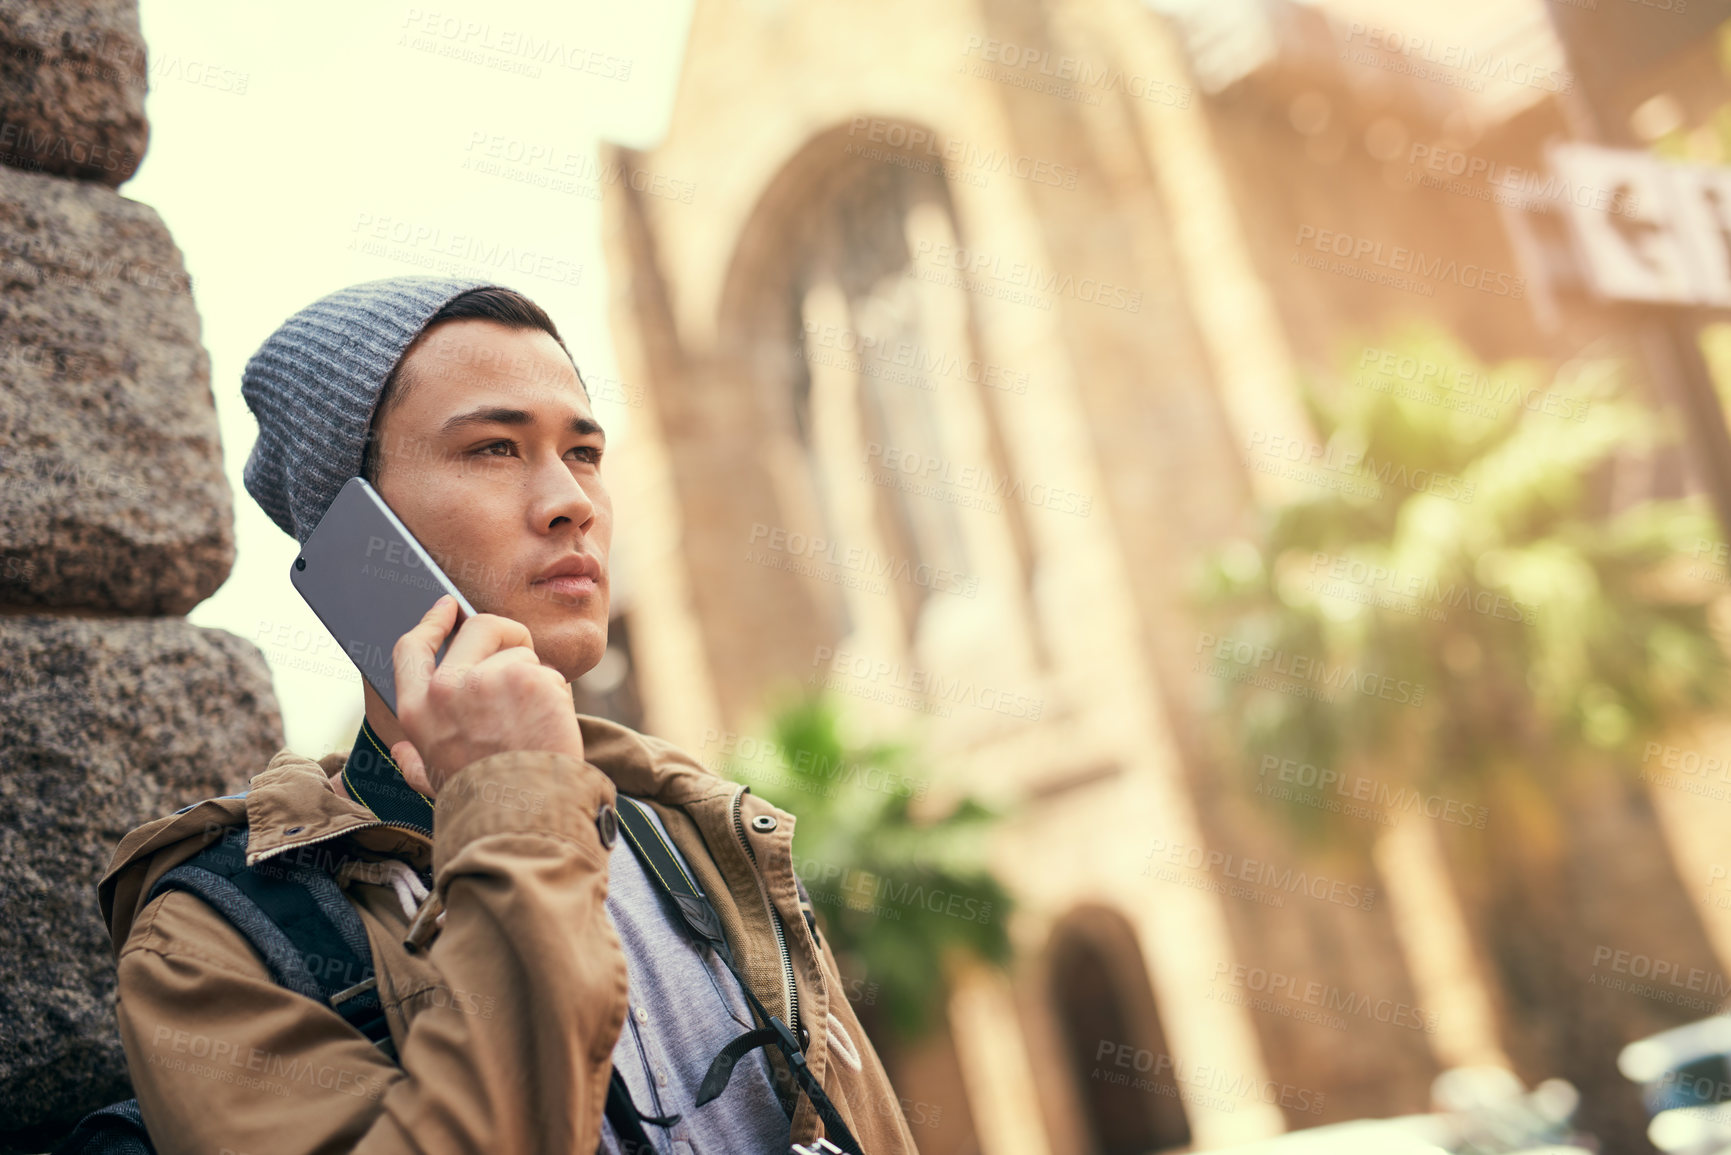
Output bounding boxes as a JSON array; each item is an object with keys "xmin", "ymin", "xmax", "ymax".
[{"xmin": 290, "ymin": 476, "xmax": 478, "ymax": 717}]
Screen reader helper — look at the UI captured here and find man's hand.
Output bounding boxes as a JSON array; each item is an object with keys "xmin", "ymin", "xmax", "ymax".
[{"xmin": 389, "ymin": 594, "xmax": 586, "ymax": 796}]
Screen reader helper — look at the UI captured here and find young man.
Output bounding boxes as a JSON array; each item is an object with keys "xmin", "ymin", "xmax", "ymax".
[{"xmin": 97, "ymin": 276, "xmax": 918, "ymax": 1154}]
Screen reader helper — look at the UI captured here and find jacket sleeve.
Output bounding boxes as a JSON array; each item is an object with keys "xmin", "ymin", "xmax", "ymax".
[{"xmin": 113, "ymin": 751, "xmax": 628, "ymax": 1155}]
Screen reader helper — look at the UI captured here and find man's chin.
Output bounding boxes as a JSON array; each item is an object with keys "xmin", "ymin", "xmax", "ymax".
[
  {"xmin": 524, "ymin": 621, "xmax": 608, "ymax": 680},
  {"xmin": 547, "ymin": 653, "xmax": 606, "ymax": 684}
]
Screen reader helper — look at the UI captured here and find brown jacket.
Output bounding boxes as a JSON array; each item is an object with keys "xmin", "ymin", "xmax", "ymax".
[{"xmin": 99, "ymin": 714, "xmax": 920, "ymax": 1155}]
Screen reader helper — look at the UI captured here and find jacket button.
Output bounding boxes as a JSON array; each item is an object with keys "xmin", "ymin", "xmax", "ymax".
[
  {"xmin": 750, "ymin": 814, "xmax": 778, "ymax": 833},
  {"xmin": 595, "ymin": 803, "xmax": 619, "ymax": 848}
]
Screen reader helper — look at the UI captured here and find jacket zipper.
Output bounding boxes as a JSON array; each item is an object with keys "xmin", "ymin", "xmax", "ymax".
[
  {"xmin": 731, "ymin": 784, "xmax": 799, "ymax": 1038},
  {"xmin": 247, "ymin": 819, "xmax": 433, "ymax": 868}
]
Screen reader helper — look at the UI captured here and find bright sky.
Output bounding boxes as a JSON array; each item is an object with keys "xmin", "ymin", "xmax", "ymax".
[{"xmin": 123, "ymin": 0, "xmax": 694, "ymax": 756}]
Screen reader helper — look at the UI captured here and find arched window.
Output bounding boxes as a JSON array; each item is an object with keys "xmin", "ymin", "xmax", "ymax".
[
  {"xmin": 1048, "ymin": 912, "xmax": 1191, "ymax": 1154},
  {"xmin": 718, "ymin": 119, "xmax": 1047, "ymax": 707}
]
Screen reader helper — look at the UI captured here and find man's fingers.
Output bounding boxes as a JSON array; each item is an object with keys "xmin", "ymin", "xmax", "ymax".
[
  {"xmin": 392, "ymin": 594, "xmax": 461, "ymax": 715},
  {"xmin": 392, "ymin": 739, "xmax": 436, "ymax": 801},
  {"xmin": 469, "ymin": 645, "xmax": 549, "ymax": 676},
  {"xmin": 439, "ymin": 611, "xmax": 536, "ymax": 672},
  {"xmin": 429, "ymin": 644, "xmax": 545, "ymax": 700}
]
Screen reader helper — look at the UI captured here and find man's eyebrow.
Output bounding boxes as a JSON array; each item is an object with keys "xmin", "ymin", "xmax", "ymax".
[{"xmin": 439, "ymin": 406, "xmax": 606, "ymax": 440}]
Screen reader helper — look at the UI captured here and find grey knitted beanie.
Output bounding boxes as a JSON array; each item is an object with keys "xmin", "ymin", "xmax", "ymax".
[{"xmin": 241, "ymin": 275, "xmax": 506, "ymax": 544}]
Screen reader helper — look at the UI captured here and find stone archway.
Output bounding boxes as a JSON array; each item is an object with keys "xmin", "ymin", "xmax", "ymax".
[{"xmin": 1046, "ymin": 905, "xmax": 1190, "ymax": 1155}]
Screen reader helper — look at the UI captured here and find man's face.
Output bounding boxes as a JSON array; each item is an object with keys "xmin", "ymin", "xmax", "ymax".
[{"xmin": 370, "ymin": 317, "xmax": 611, "ymax": 682}]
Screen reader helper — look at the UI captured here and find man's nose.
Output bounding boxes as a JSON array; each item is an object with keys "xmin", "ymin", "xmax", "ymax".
[{"xmin": 531, "ymin": 457, "xmax": 597, "ymax": 531}]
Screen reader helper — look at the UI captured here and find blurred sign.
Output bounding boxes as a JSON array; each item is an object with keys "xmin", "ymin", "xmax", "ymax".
[{"xmin": 1551, "ymin": 143, "xmax": 1731, "ymax": 307}]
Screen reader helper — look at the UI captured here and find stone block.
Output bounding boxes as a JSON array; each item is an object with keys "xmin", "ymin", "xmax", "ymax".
[
  {"xmin": 0, "ymin": 615, "xmax": 282, "ymax": 1149},
  {"xmin": 0, "ymin": 163, "xmax": 233, "ymax": 614},
  {"xmin": 0, "ymin": 0, "xmax": 149, "ymax": 185}
]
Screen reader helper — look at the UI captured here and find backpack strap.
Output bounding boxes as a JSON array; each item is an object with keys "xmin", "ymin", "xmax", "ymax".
[
  {"xmin": 145, "ymin": 825, "xmax": 395, "ymax": 1060},
  {"xmin": 605, "ymin": 1064, "xmax": 682, "ymax": 1152},
  {"xmin": 48, "ymin": 1098, "xmax": 153, "ymax": 1155},
  {"xmin": 67, "ymin": 813, "xmax": 658, "ymax": 1155}
]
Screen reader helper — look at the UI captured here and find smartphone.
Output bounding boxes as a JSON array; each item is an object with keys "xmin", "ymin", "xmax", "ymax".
[{"xmin": 290, "ymin": 476, "xmax": 479, "ymax": 716}]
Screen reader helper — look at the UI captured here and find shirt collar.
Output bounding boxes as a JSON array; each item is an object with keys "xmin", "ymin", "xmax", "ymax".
[{"xmin": 343, "ymin": 717, "xmax": 435, "ymax": 837}]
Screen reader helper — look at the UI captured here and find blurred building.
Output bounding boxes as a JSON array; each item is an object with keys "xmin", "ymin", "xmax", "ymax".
[{"xmin": 598, "ymin": 0, "xmax": 1731, "ymax": 1151}]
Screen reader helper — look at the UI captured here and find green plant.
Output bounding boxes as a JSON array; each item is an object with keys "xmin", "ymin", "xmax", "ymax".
[{"xmin": 722, "ymin": 693, "xmax": 1013, "ymax": 1040}]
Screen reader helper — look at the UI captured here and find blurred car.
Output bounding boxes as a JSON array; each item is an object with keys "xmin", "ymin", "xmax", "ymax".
[
  {"xmin": 1621, "ymin": 1015, "xmax": 1731, "ymax": 1154},
  {"xmin": 1208, "ymin": 1067, "xmax": 1591, "ymax": 1154}
]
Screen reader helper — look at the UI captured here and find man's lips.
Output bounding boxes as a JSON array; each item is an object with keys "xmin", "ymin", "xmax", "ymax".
[
  {"xmin": 530, "ymin": 554, "xmax": 602, "ymax": 599},
  {"xmin": 534, "ymin": 573, "xmax": 598, "ymax": 598}
]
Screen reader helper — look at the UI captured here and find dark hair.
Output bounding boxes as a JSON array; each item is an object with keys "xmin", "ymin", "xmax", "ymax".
[{"xmin": 360, "ymin": 287, "xmax": 587, "ymax": 485}]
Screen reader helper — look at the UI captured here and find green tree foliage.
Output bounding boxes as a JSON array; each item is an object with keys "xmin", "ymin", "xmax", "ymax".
[
  {"xmin": 720, "ymin": 693, "xmax": 1013, "ymax": 1040},
  {"xmin": 1195, "ymin": 327, "xmax": 1731, "ymax": 839}
]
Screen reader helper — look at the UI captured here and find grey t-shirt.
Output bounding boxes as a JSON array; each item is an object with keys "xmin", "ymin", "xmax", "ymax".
[{"xmin": 597, "ymin": 801, "xmax": 793, "ymax": 1155}]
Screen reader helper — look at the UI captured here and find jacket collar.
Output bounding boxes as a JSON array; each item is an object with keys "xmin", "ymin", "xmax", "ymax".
[
  {"xmin": 100, "ymin": 713, "xmax": 741, "ymax": 954},
  {"xmin": 241, "ymin": 713, "xmax": 741, "ymax": 867},
  {"xmin": 341, "ymin": 718, "xmax": 434, "ymax": 835}
]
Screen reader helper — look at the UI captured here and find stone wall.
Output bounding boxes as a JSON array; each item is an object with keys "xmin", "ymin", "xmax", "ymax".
[{"xmin": 0, "ymin": 3, "xmax": 283, "ymax": 1150}]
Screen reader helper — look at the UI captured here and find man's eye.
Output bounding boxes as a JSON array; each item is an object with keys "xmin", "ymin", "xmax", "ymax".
[
  {"xmin": 478, "ymin": 440, "xmax": 516, "ymax": 456},
  {"xmin": 569, "ymin": 446, "xmax": 603, "ymax": 465}
]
